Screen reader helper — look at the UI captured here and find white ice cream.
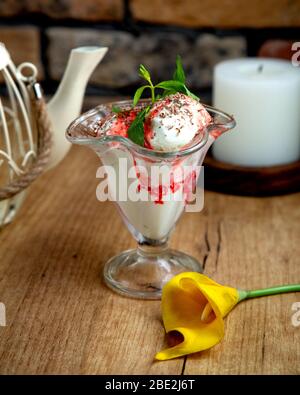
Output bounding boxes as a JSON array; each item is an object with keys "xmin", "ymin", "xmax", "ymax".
[{"xmin": 145, "ymin": 93, "xmax": 211, "ymax": 151}]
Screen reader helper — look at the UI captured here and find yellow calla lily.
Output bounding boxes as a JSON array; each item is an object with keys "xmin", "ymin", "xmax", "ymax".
[
  {"xmin": 155, "ymin": 272, "xmax": 239, "ymax": 360},
  {"xmin": 155, "ymin": 272, "xmax": 300, "ymax": 361}
]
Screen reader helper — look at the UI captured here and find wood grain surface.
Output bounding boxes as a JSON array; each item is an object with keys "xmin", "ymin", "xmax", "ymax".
[{"xmin": 0, "ymin": 127, "xmax": 299, "ymax": 374}]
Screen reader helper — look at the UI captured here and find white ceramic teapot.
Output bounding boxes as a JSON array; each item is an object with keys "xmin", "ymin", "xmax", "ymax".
[
  {"xmin": 47, "ymin": 46, "xmax": 108, "ymax": 169},
  {"xmin": 0, "ymin": 43, "xmax": 107, "ymax": 227},
  {"xmin": 0, "ymin": 44, "xmax": 108, "ymax": 170}
]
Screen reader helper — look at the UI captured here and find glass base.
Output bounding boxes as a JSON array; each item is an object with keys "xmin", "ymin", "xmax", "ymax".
[{"xmin": 103, "ymin": 245, "xmax": 203, "ymax": 300}]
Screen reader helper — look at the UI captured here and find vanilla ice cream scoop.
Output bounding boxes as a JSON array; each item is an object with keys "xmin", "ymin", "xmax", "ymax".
[{"xmin": 144, "ymin": 93, "xmax": 211, "ymax": 151}]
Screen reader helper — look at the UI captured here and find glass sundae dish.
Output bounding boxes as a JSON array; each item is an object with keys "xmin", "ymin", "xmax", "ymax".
[{"xmin": 66, "ymin": 58, "xmax": 235, "ymax": 299}]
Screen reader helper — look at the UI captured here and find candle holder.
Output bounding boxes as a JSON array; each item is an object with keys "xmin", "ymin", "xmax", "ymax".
[{"xmin": 204, "ymin": 151, "xmax": 300, "ymax": 197}]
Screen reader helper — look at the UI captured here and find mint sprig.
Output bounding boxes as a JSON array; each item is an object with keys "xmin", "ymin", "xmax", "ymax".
[{"xmin": 133, "ymin": 55, "xmax": 199, "ymax": 107}]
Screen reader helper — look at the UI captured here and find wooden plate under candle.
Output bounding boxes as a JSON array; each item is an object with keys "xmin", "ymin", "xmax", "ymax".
[{"xmin": 204, "ymin": 150, "xmax": 300, "ymax": 197}]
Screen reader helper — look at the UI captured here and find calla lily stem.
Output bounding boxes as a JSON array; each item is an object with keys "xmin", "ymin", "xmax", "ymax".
[{"xmin": 239, "ymin": 284, "xmax": 300, "ymax": 301}]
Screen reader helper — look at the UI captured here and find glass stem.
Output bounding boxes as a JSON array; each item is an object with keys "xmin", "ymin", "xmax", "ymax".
[
  {"xmin": 239, "ymin": 284, "xmax": 300, "ymax": 301},
  {"xmin": 137, "ymin": 240, "xmax": 168, "ymax": 257}
]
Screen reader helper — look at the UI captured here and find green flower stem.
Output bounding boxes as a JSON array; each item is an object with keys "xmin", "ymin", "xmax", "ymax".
[{"xmin": 238, "ymin": 284, "xmax": 300, "ymax": 301}]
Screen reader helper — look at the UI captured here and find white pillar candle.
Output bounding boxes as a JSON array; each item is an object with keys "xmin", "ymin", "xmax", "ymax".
[{"xmin": 212, "ymin": 58, "xmax": 300, "ymax": 167}]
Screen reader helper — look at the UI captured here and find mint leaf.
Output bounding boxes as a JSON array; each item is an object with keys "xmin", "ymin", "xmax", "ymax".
[
  {"xmin": 138, "ymin": 65, "xmax": 156, "ymax": 103},
  {"xmin": 139, "ymin": 64, "xmax": 152, "ymax": 85},
  {"xmin": 173, "ymin": 55, "xmax": 185, "ymax": 83},
  {"xmin": 156, "ymin": 80, "xmax": 186, "ymax": 92},
  {"xmin": 127, "ymin": 106, "xmax": 150, "ymax": 146},
  {"xmin": 161, "ymin": 90, "xmax": 176, "ymax": 98},
  {"xmin": 133, "ymin": 85, "xmax": 149, "ymax": 106},
  {"xmin": 156, "ymin": 80, "xmax": 200, "ymax": 101},
  {"xmin": 185, "ymin": 88, "xmax": 199, "ymax": 101},
  {"xmin": 112, "ymin": 105, "xmax": 122, "ymax": 114}
]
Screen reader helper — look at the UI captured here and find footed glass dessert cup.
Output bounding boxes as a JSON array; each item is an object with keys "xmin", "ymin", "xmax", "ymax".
[{"xmin": 66, "ymin": 99, "xmax": 235, "ymax": 299}]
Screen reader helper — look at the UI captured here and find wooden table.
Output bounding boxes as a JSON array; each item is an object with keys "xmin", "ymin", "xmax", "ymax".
[{"xmin": 0, "ymin": 123, "xmax": 299, "ymax": 375}]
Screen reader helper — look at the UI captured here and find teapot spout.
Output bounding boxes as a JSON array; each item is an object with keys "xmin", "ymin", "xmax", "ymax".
[{"xmin": 47, "ymin": 46, "xmax": 108, "ymax": 169}]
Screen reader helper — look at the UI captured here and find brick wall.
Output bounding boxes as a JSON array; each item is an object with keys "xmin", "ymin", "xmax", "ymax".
[{"xmin": 0, "ymin": 0, "xmax": 299, "ymax": 96}]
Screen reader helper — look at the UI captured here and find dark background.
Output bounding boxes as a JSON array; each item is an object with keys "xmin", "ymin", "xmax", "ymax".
[{"xmin": 0, "ymin": 0, "xmax": 299, "ymax": 102}]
